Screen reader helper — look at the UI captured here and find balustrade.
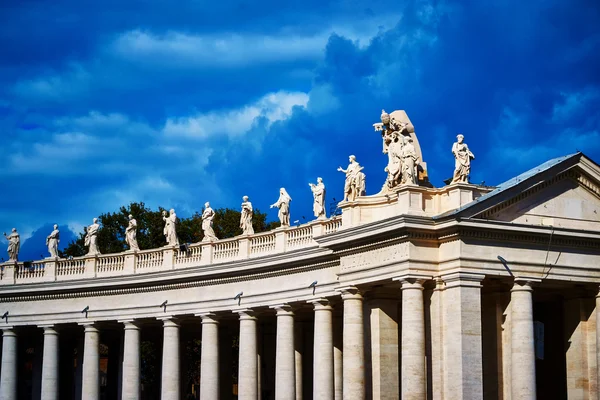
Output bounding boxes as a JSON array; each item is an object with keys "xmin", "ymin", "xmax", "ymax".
[{"xmin": 0, "ymin": 216, "xmax": 342, "ymax": 285}]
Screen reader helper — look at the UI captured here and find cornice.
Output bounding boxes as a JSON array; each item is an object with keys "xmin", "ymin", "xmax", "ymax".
[{"xmin": 0, "ymin": 259, "xmax": 339, "ymax": 303}]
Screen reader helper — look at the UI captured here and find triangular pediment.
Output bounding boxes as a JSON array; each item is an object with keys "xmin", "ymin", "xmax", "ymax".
[
  {"xmin": 481, "ymin": 176, "xmax": 600, "ymax": 230},
  {"xmin": 440, "ymin": 153, "xmax": 600, "ymax": 232}
]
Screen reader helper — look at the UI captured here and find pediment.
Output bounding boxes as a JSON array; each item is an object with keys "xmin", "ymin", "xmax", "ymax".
[{"xmin": 481, "ymin": 176, "xmax": 600, "ymax": 230}]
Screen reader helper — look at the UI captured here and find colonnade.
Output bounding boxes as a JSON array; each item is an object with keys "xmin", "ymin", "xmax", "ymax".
[{"xmin": 0, "ymin": 278, "xmax": 567, "ymax": 399}]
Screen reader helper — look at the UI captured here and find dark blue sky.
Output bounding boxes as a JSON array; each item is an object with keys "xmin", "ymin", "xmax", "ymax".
[{"xmin": 1, "ymin": 0, "xmax": 599, "ymax": 260}]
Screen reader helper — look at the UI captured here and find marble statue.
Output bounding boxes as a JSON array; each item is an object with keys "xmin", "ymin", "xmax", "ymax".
[
  {"xmin": 46, "ymin": 224, "xmax": 60, "ymax": 258},
  {"xmin": 85, "ymin": 218, "xmax": 100, "ymax": 255},
  {"xmin": 125, "ymin": 215, "xmax": 140, "ymax": 251},
  {"xmin": 202, "ymin": 202, "xmax": 218, "ymax": 242},
  {"xmin": 240, "ymin": 196, "xmax": 254, "ymax": 235},
  {"xmin": 337, "ymin": 155, "xmax": 366, "ymax": 202},
  {"xmin": 451, "ymin": 134, "xmax": 475, "ymax": 184},
  {"xmin": 401, "ymin": 137, "xmax": 419, "ymax": 185},
  {"xmin": 309, "ymin": 177, "xmax": 326, "ymax": 219},
  {"xmin": 3, "ymin": 228, "xmax": 20, "ymax": 262},
  {"xmin": 270, "ymin": 188, "xmax": 292, "ymax": 227},
  {"xmin": 162, "ymin": 209, "xmax": 180, "ymax": 246},
  {"xmin": 373, "ymin": 109, "xmax": 427, "ymax": 191}
]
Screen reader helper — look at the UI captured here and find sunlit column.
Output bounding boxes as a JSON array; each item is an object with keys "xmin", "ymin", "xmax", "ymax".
[
  {"xmin": 199, "ymin": 313, "xmax": 220, "ymax": 400},
  {"xmin": 121, "ymin": 320, "xmax": 141, "ymax": 400},
  {"xmin": 238, "ymin": 309, "xmax": 258, "ymax": 400},
  {"xmin": 160, "ymin": 318, "xmax": 180, "ymax": 400},
  {"xmin": 272, "ymin": 305, "xmax": 296, "ymax": 400},
  {"xmin": 40, "ymin": 325, "xmax": 60, "ymax": 400},
  {"xmin": 340, "ymin": 287, "xmax": 364, "ymax": 400},
  {"xmin": 310, "ymin": 298, "xmax": 334, "ymax": 400},
  {"xmin": 81, "ymin": 323, "xmax": 100, "ymax": 400},
  {"xmin": 0, "ymin": 327, "xmax": 18, "ymax": 400},
  {"xmin": 400, "ymin": 278, "xmax": 426, "ymax": 400},
  {"xmin": 511, "ymin": 279, "xmax": 537, "ymax": 400}
]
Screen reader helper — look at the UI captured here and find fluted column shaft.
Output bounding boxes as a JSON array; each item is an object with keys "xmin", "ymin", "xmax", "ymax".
[
  {"xmin": 40, "ymin": 325, "xmax": 59, "ymax": 400},
  {"xmin": 161, "ymin": 318, "xmax": 180, "ymax": 400},
  {"xmin": 511, "ymin": 280, "xmax": 537, "ymax": 400},
  {"xmin": 311, "ymin": 299, "xmax": 334, "ymax": 400},
  {"xmin": 401, "ymin": 279, "xmax": 426, "ymax": 400},
  {"xmin": 238, "ymin": 310, "xmax": 258, "ymax": 400},
  {"xmin": 0, "ymin": 328, "xmax": 17, "ymax": 400},
  {"xmin": 341, "ymin": 287, "xmax": 365, "ymax": 400},
  {"xmin": 82, "ymin": 324, "xmax": 100, "ymax": 400},
  {"xmin": 273, "ymin": 305, "xmax": 296, "ymax": 400},
  {"xmin": 121, "ymin": 321, "xmax": 141, "ymax": 400},
  {"xmin": 200, "ymin": 313, "xmax": 220, "ymax": 400}
]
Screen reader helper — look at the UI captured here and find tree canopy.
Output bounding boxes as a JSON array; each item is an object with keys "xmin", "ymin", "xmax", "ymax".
[{"xmin": 62, "ymin": 202, "xmax": 278, "ymax": 257}]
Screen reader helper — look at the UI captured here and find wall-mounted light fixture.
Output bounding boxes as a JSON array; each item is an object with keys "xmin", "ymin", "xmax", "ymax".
[
  {"xmin": 81, "ymin": 306, "xmax": 89, "ymax": 318},
  {"xmin": 309, "ymin": 280, "xmax": 318, "ymax": 295},
  {"xmin": 497, "ymin": 255, "xmax": 514, "ymax": 277},
  {"xmin": 234, "ymin": 291, "xmax": 243, "ymax": 306},
  {"xmin": 160, "ymin": 300, "xmax": 168, "ymax": 312}
]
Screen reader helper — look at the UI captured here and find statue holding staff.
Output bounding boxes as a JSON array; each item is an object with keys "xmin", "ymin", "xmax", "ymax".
[
  {"xmin": 46, "ymin": 224, "xmax": 60, "ymax": 258},
  {"xmin": 309, "ymin": 177, "xmax": 326, "ymax": 219},
  {"xmin": 240, "ymin": 196, "xmax": 254, "ymax": 235},
  {"xmin": 451, "ymin": 134, "xmax": 475, "ymax": 184},
  {"xmin": 125, "ymin": 215, "xmax": 140, "ymax": 251},
  {"xmin": 202, "ymin": 202, "xmax": 218, "ymax": 241},
  {"xmin": 3, "ymin": 228, "xmax": 20, "ymax": 262},
  {"xmin": 270, "ymin": 188, "xmax": 292, "ymax": 227}
]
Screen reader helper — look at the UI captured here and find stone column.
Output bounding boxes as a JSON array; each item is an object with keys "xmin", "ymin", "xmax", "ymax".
[
  {"xmin": 310, "ymin": 298, "xmax": 334, "ymax": 400},
  {"xmin": 160, "ymin": 318, "xmax": 180, "ymax": 400},
  {"xmin": 0, "ymin": 327, "xmax": 17, "ymax": 400},
  {"xmin": 340, "ymin": 287, "xmax": 365, "ymax": 400},
  {"xmin": 121, "ymin": 320, "xmax": 141, "ymax": 400},
  {"xmin": 294, "ymin": 321, "xmax": 304, "ymax": 400},
  {"xmin": 81, "ymin": 323, "xmax": 100, "ymax": 400},
  {"xmin": 40, "ymin": 325, "xmax": 60, "ymax": 400},
  {"xmin": 272, "ymin": 305, "xmax": 296, "ymax": 400},
  {"xmin": 238, "ymin": 309, "xmax": 258, "ymax": 400},
  {"xmin": 333, "ymin": 315, "xmax": 343, "ymax": 400},
  {"xmin": 510, "ymin": 279, "xmax": 537, "ymax": 400},
  {"xmin": 199, "ymin": 313, "xmax": 220, "ymax": 400},
  {"xmin": 400, "ymin": 278, "xmax": 426, "ymax": 400},
  {"xmin": 440, "ymin": 273, "xmax": 484, "ymax": 399}
]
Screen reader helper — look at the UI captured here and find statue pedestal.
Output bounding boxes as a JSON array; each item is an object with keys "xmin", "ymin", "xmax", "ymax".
[{"xmin": 0, "ymin": 261, "xmax": 16, "ymax": 285}]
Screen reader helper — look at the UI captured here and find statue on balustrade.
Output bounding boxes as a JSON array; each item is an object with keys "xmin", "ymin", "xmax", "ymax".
[
  {"xmin": 162, "ymin": 209, "xmax": 180, "ymax": 247},
  {"xmin": 240, "ymin": 196, "xmax": 254, "ymax": 235},
  {"xmin": 3, "ymin": 228, "xmax": 20, "ymax": 262},
  {"xmin": 125, "ymin": 215, "xmax": 140, "ymax": 251},
  {"xmin": 337, "ymin": 155, "xmax": 366, "ymax": 202},
  {"xmin": 270, "ymin": 188, "xmax": 292, "ymax": 227},
  {"xmin": 373, "ymin": 109, "xmax": 427, "ymax": 191},
  {"xmin": 309, "ymin": 177, "xmax": 326, "ymax": 219},
  {"xmin": 46, "ymin": 224, "xmax": 60, "ymax": 258},
  {"xmin": 85, "ymin": 218, "xmax": 100, "ymax": 255},
  {"xmin": 202, "ymin": 202, "xmax": 218, "ymax": 242},
  {"xmin": 451, "ymin": 134, "xmax": 475, "ymax": 184}
]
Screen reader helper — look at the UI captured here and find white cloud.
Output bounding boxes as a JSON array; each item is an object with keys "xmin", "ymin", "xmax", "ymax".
[
  {"xmin": 163, "ymin": 91, "xmax": 309, "ymax": 139},
  {"xmin": 12, "ymin": 63, "xmax": 91, "ymax": 100}
]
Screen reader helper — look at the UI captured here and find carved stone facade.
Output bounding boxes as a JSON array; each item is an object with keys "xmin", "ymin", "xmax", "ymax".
[{"xmin": 1, "ymin": 152, "xmax": 600, "ymax": 400}]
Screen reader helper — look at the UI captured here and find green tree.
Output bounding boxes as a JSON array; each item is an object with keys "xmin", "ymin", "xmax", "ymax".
[{"xmin": 62, "ymin": 202, "xmax": 276, "ymax": 256}]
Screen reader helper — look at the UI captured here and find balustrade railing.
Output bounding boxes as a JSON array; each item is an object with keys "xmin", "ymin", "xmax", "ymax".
[{"xmin": 0, "ymin": 216, "xmax": 343, "ymax": 285}]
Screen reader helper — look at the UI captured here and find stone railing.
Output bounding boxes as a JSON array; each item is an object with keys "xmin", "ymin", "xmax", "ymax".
[{"xmin": 0, "ymin": 216, "xmax": 342, "ymax": 285}]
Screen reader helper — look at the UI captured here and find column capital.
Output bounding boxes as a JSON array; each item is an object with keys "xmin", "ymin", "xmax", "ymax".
[
  {"xmin": 158, "ymin": 317, "xmax": 180, "ymax": 327},
  {"xmin": 1, "ymin": 327, "xmax": 15, "ymax": 336},
  {"xmin": 39, "ymin": 325, "xmax": 59, "ymax": 335},
  {"xmin": 197, "ymin": 313, "xmax": 219, "ymax": 324},
  {"xmin": 235, "ymin": 308, "xmax": 257, "ymax": 320},
  {"xmin": 308, "ymin": 298, "xmax": 333, "ymax": 311},
  {"xmin": 119, "ymin": 320, "xmax": 141, "ymax": 330},
  {"xmin": 79, "ymin": 322, "xmax": 99, "ymax": 333},
  {"xmin": 337, "ymin": 286, "xmax": 363, "ymax": 300},
  {"xmin": 440, "ymin": 272, "xmax": 485, "ymax": 288},
  {"xmin": 393, "ymin": 273, "xmax": 432, "ymax": 287},
  {"xmin": 511, "ymin": 277, "xmax": 542, "ymax": 292},
  {"xmin": 270, "ymin": 304, "xmax": 294, "ymax": 316}
]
